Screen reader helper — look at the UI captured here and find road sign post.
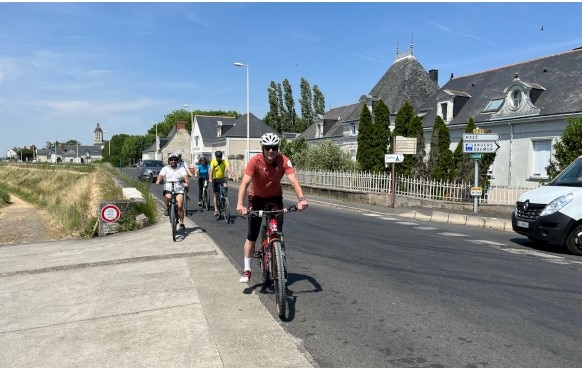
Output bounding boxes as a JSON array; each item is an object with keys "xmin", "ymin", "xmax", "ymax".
[{"xmin": 462, "ymin": 132, "xmax": 500, "ymax": 213}]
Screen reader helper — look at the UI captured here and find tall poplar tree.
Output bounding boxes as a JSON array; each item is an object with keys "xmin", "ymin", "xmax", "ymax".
[
  {"xmin": 282, "ymin": 79, "xmax": 295, "ymax": 132},
  {"xmin": 356, "ymin": 105, "xmax": 374, "ymax": 171},
  {"xmin": 313, "ymin": 85, "xmax": 326, "ymax": 115},
  {"xmin": 427, "ymin": 116, "xmax": 454, "ymax": 181},
  {"xmin": 371, "ymin": 100, "xmax": 391, "ymax": 172},
  {"xmin": 452, "ymin": 117, "xmax": 477, "ymax": 182},
  {"xmin": 299, "ymin": 78, "xmax": 314, "ymax": 127}
]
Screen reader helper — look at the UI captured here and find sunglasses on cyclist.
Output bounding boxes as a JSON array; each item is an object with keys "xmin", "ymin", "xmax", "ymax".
[
  {"xmin": 169, "ymin": 158, "xmax": 178, "ymax": 162},
  {"xmin": 263, "ymin": 145, "xmax": 279, "ymax": 152}
]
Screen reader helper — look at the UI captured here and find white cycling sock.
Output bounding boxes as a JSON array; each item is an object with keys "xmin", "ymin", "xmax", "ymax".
[{"xmin": 244, "ymin": 257, "xmax": 252, "ymax": 271}]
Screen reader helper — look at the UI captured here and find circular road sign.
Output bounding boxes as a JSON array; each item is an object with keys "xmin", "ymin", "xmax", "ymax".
[{"xmin": 101, "ymin": 204, "xmax": 121, "ymax": 223}]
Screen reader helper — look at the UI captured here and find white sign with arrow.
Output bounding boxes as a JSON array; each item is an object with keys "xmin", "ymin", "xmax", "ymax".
[{"xmin": 385, "ymin": 154, "xmax": 404, "ymax": 163}]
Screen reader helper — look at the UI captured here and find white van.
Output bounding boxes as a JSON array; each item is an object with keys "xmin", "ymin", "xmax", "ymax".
[{"xmin": 512, "ymin": 156, "xmax": 582, "ymax": 255}]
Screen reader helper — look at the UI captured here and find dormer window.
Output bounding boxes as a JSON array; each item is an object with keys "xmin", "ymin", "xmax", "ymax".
[
  {"xmin": 483, "ymin": 98, "xmax": 504, "ymax": 113},
  {"xmin": 511, "ymin": 89, "xmax": 522, "ymax": 109}
]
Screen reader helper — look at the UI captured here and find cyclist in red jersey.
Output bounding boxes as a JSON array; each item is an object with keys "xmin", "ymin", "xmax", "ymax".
[{"xmin": 236, "ymin": 132, "xmax": 308, "ymax": 283}]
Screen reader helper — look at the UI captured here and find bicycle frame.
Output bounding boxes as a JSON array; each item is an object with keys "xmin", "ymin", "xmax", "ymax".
[{"xmin": 250, "ymin": 205, "xmax": 297, "ymax": 319}]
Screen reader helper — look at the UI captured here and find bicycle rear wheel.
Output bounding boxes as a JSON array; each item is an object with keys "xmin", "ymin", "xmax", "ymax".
[
  {"xmin": 169, "ymin": 202, "xmax": 177, "ymax": 242},
  {"xmin": 272, "ymin": 240, "xmax": 287, "ymax": 319},
  {"xmin": 202, "ymin": 188, "xmax": 209, "ymax": 211},
  {"xmin": 223, "ymin": 197, "xmax": 230, "ymax": 224}
]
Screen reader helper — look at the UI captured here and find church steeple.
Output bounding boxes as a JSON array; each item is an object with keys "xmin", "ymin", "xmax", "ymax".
[{"xmin": 93, "ymin": 123, "xmax": 104, "ymax": 145}]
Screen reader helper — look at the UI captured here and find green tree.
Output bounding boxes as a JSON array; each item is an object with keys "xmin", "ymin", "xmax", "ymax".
[
  {"xmin": 282, "ymin": 79, "xmax": 295, "ymax": 132},
  {"xmin": 427, "ymin": 116, "xmax": 454, "ymax": 181},
  {"xmin": 371, "ymin": 99, "xmax": 391, "ymax": 172},
  {"xmin": 313, "ymin": 85, "xmax": 325, "ymax": 115},
  {"xmin": 303, "ymin": 140, "xmax": 357, "ymax": 171},
  {"xmin": 409, "ymin": 115, "xmax": 427, "ymax": 178},
  {"xmin": 392, "ymin": 101, "xmax": 417, "ymax": 177},
  {"xmin": 266, "ymin": 81, "xmax": 283, "ymax": 132},
  {"xmin": 546, "ymin": 115, "xmax": 582, "ymax": 179},
  {"xmin": 280, "ymin": 137, "xmax": 309, "ymax": 168},
  {"xmin": 299, "ymin": 78, "xmax": 314, "ymax": 128},
  {"xmin": 356, "ymin": 104, "xmax": 374, "ymax": 171},
  {"xmin": 121, "ymin": 135, "xmax": 150, "ymax": 166}
]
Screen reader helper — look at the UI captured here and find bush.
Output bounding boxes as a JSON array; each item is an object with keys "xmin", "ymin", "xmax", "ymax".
[{"xmin": 0, "ymin": 187, "xmax": 10, "ymax": 205}]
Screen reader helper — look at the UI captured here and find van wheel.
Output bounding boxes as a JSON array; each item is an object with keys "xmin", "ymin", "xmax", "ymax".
[{"xmin": 565, "ymin": 224, "xmax": 582, "ymax": 256}]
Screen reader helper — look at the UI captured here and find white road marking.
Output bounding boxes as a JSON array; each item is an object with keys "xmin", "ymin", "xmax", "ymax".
[
  {"xmin": 469, "ymin": 240, "xmax": 505, "ymax": 246},
  {"xmin": 397, "ymin": 222, "xmax": 418, "ymax": 226},
  {"xmin": 380, "ymin": 217, "xmax": 399, "ymax": 221},
  {"xmin": 438, "ymin": 232, "xmax": 468, "ymax": 237},
  {"xmin": 363, "ymin": 213, "xmax": 382, "ymax": 217},
  {"xmin": 415, "ymin": 226, "xmax": 438, "ymax": 230}
]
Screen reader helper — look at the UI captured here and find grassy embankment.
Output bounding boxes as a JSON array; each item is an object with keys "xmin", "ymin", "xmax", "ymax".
[{"xmin": 0, "ymin": 163, "xmax": 158, "ymax": 239}]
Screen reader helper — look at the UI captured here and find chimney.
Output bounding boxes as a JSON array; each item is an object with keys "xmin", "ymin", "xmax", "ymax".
[
  {"xmin": 428, "ymin": 69, "xmax": 439, "ymax": 84},
  {"xmin": 176, "ymin": 121, "xmax": 186, "ymax": 130},
  {"xmin": 60, "ymin": 143, "xmax": 65, "ymax": 152}
]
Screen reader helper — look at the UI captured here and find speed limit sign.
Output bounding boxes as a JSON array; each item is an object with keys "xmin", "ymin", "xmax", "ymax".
[{"xmin": 100, "ymin": 204, "xmax": 121, "ymax": 223}]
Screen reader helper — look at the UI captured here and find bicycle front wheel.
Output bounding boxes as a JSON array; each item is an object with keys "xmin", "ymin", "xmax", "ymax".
[
  {"xmin": 272, "ymin": 240, "xmax": 287, "ymax": 319},
  {"xmin": 223, "ymin": 197, "xmax": 230, "ymax": 224},
  {"xmin": 169, "ymin": 202, "xmax": 177, "ymax": 242}
]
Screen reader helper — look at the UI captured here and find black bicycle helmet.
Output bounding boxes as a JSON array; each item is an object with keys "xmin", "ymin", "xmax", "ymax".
[{"xmin": 215, "ymin": 150, "xmax": 223, "ymax": 158}]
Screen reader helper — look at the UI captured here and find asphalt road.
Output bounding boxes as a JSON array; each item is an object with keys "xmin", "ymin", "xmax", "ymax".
[{"xmin": 134, "ymin": 171, "xmax": 582, "ymax": 368}]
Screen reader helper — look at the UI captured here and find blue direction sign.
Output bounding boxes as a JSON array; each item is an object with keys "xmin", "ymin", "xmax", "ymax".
[{"xmin": 463, "ymin": 141, "xmax": 499, "ymax": 153}]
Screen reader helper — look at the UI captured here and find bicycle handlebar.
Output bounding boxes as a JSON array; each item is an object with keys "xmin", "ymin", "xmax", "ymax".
[{"xmin": 249, "ymin": 205, "xmax": 298, "ymax": 218}]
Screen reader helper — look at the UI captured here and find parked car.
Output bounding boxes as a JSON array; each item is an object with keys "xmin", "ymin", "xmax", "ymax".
[
  {"xmin": 512, "ymin": 155, "xmax": 582, "ymax": 255},
  {"xmin": 137, "ymin": 160, "xmax": 164, "ymax": 182}
]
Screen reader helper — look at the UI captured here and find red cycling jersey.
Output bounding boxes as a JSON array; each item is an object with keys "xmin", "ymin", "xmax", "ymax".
[{"xmin": 245, "ymin": 153, "xmax": 295, "ymax": 198}]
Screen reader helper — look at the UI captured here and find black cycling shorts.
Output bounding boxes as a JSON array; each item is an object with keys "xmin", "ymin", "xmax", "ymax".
[{"xmin": 247, "ymin": 196, "xmax": 284, "ymax": 242}]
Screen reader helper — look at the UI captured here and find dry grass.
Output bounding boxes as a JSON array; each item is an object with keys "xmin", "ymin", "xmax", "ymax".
[{"xmin": 0, "ymin": 163, "xmax": 122, "ymax": 239}]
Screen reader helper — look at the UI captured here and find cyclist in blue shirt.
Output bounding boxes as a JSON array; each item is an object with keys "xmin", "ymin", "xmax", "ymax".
[{"xmin": 194, "ymin": 156, "xmax": 210, "ymax": 206}]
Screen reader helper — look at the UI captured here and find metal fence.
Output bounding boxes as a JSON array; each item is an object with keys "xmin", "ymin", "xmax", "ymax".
[{"xmin": 283, "ymin": 169, "xmax": 537, "ymax": 205}]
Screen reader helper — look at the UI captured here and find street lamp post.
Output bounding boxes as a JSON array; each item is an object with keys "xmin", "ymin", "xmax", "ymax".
[
  {"xmin": 152, "ymin": 121, "xmax": 159, "ymax": 160},
  {"xmin": 233, "ymin": 62, "xmax": 250, "ymax": 166},
  {"xmin": 104, "ymin": 131, "xmax": 110, "ymax": 157},
  {"xmin": 183, "ymin": 104, "xmax": 194, "ymax": 165}
]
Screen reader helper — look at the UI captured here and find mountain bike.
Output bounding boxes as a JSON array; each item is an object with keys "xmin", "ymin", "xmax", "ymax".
[
  {"xmin": 217, "ymin": 180, "xmax": 230, "ymax": 224},
  {"xmin": 166, "ymin": 180, "xmax": 181, "ymax": 242},
  {"xmin": 184, "ymin": 186, "xmax": 189, "ymax": 217},
  {"xmin": 201, "ymin": 179, "xmax": 211, "ymax": 211},
  {"xmin": 250, "ymin": 205, "xmax": 297, "ymax": 319}
]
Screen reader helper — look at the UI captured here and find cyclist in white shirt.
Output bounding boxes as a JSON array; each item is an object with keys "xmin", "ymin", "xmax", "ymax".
[{"xmin": 156, "ymin": 153, "xmax": 189, "ymax": 230}]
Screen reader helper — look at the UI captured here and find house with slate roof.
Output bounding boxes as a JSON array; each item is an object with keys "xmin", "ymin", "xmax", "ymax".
[
  {"xmin": 419, "ymin": 47, "xmax": 582, "ymax": 188},
  {"xmin": 211, "ymin": 113, "xmax": 278, "ymax": 177},
  {"xmin": 190, "ymin": 115, "xmax": 237, "ymax": 162},
  {"xmin": 300, "ymin": 45, "xmax": 439, "ymax": 160},
  {"xmin": 141, "ymin": 121, "xmax": 193, "ymax": 164}
]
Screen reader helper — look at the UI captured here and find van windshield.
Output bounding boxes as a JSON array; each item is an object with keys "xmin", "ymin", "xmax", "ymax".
[{"xmin": 549, "ymin": 157, "xmax": 582, "ymax": 187}]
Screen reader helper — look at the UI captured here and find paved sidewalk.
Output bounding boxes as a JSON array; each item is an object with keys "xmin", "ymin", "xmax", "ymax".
[{"xmin": 0, "ymin": 216, "xmax": 315, "ymax": 368}]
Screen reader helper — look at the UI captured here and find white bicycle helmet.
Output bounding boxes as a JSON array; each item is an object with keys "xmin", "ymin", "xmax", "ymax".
[
  {"xmin": 169, "ymin": 152, "xmax": 180, "ymax": 160},
  {"xmin": 260, "ymin": 132, "xmax": 280, "ymax": 146}
]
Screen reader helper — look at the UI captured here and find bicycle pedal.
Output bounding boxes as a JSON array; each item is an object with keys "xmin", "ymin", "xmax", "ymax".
[{"xmin": 252, "ymin": 251, "xmax": 261, "ymax": 258}]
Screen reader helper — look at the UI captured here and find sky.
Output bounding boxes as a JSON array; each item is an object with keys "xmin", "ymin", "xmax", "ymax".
[{"xmin": 1, "ymin": 1, "xmax": 582, "ymax": 156}]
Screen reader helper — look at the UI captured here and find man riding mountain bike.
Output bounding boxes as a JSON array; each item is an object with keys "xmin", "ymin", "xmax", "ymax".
[
  {"xmin": 209, "ymin": 150, "xmax": 237, "ymax": 218},
  {"xmin": 236, "ymin": 132, "xmax": 308, "ymax": 283},
  {"xmin": 156, "ymin": 152, "xmax": 189, "ymax": 230}
]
